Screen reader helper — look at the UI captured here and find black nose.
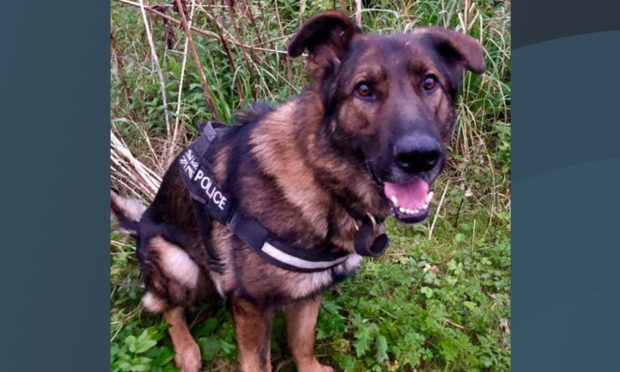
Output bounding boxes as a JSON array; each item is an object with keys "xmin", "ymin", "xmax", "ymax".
[{"xmin": 393, "ymin": 135, "xmax": 443, "ymax": 174}]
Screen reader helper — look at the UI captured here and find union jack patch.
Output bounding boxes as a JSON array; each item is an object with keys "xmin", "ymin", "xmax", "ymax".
[{"xmin": 180, "ymin": 149, "xmax": 199, "ymax": 178}]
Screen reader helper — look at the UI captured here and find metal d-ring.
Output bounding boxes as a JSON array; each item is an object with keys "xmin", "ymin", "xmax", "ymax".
[{"xmin": 366, "ymin": 212, "xmax": 377, "ymax": 234}]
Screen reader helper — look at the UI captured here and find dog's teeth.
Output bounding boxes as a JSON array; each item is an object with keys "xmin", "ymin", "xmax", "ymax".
[
  {"xmin": 426, "ymin": 192, "xmax": 434, "ymax": 203},
  {"xmin": 399, "ymin": 207, "xmax": 407, "ymax": 213},
  {"xmin": 390, "ymin": 195, "xmax": 398, "ymax": 206}
]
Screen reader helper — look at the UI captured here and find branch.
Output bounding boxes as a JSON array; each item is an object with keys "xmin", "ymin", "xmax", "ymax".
[
  {"xmin": 114, "ymin": 0, "xmax": 287, "ymax": 55},
  {"xmin": 137, "ymin": 0, "xmax": 171, "ymax": 138},
  {"xmin": 169, "ymin": 0, "xmax": 196, "ymax": 164},
  {"xmin": 174, "ymin": 0, "xmax": 221, "ymax": 122}
]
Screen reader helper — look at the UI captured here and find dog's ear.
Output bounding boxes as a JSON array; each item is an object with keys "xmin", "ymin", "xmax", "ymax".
[
  {"xmin": 288, "ymin": 11, "xmax": 361, "ymax": 78},
  {"xmin": 417, "ymin": 26, "xmax": 486, "ymax": 75}
]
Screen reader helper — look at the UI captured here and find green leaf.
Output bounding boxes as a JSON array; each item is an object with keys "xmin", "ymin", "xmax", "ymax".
[
  {"xmin": 463, "ymin": 301, "xmax": 477, "ymax": 311},
  {"xmin": 193, "ymin": 317, "xmax": 220, "ymax": 337},
  {"xmin": 455, "ymin": 233, "xmax": 467, "ymax": 242},
  {"xmin": 354, "ymin": 325, "xmax": 374, "ymax": 357},
  {"xmin": 116, "ymin": 360, "xmax": 133, "ymax": 372},
  {"xmin": 135, "ymin": 330, "xmax": 158, "ymax": 354},
  {"xmin": 439, "ymin": 337, "xmax": 459, "ymax": 362},
  {"xmin": 124, "ymin": 335, "xmax": 137, "ymax": 353},
  {"xmin": 447, "ymin": 259, "xmax": 458, "ymax": 271},
  {"xmin": 197, "ymin": 337, "xmax": 221, "ymax": 361},
  {"xmin": 219, "ymin": 339, "xmax": 236, "ymax": 356},
  {"xmin": 337, "ymin": 354, "xmax": 356, "ymax": 371},
  {"xmin": 375, "ymin": 335, "xmax": 388, "ymax": 363},
  {"xmin": 146, "ymin": 346, "xmax": 175, "ymax": 366},
  {"xmin": 420, "ymin": 286, "xmax": 434, "ymax": 298}
]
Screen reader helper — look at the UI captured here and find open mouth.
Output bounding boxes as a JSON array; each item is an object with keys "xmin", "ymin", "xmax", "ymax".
[{"xmin": 384, "ymin": 179, "xmax": 434, "ymax": 224}]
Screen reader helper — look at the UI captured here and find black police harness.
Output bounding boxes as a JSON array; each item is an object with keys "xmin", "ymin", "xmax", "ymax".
[{"xmin": 179, "ymin": 121, "xmax": 390, "ymax": 274}]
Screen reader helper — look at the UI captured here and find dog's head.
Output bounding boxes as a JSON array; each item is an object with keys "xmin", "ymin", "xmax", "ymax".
[{"xmin": 289, "ymin": 11, "xmax": 485, "ymax": 224}]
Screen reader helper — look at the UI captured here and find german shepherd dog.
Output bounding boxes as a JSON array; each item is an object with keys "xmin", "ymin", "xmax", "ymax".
[{"xmin": 111, "ymin": 10, "xmax": 484, "ymax": 372}]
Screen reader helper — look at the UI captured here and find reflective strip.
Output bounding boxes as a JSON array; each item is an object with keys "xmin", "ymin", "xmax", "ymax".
[{"xmin": 261, "ymin": 242, "xmax": 351, "ymax": 270}]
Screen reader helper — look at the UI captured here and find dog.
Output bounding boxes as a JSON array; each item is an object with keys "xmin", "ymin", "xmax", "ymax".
[{"xmin": 111, "ymin": 10, "xmax": 484, "ymax": 372}]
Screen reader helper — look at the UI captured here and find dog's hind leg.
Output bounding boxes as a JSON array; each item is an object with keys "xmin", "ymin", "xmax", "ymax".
[
  {"xmin": 164, "ymin": 307, "xmax": 201, "ymax": 372},
  {"xmin": 284, "ymin": 295, "xmax": 334, "ymax": 372},
  {"xmin": 138, "ymin": 235, "xmax": 213, "ymax": 372},
  {"xmin": 232, "ymin": 297, "xmax": 275, "ymax": 372}
]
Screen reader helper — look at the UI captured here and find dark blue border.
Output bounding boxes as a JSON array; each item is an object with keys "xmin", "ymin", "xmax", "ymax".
[{"xmin": 0, "ymin": 1, "xmax": 110, "ymax": 371}]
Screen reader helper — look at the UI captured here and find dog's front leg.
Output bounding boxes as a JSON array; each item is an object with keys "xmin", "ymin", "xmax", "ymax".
[
  {"xmin": 232, "ymin": 297, "xmax": 275, "ymax": 372},
  {"xmin": 164, "ymin": 307, "xmax": 202, "ymax": 372},
  {"xmin": 284, "ymin": 295, "xmax": 334, "ymax": 372}
]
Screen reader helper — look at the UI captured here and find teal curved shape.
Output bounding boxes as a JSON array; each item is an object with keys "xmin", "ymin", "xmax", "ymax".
[
  {"xmin": 513, "ymin": 30, "xmax": 620, "ymax": 184},
  {"xmin": 514, "ymin": 155, "xmax": 620, "ymax": 369},
  {"xmin": 513, "ymin": 30, "xmax": 620, "ymax": 370}
]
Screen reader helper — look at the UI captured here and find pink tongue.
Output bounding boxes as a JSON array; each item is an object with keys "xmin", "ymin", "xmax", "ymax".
[{"xmin": 384, "ymin": 179, "xmax": 429, "ymax": 210}]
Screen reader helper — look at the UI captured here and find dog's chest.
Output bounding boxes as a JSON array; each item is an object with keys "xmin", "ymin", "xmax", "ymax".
[
  {"xmin": 208, "ymin": 226, "xmax": 364, "ymax": 302},
  {"xmin": 280, "ymin": 253, "xmax": 364, "ymax": 299}
]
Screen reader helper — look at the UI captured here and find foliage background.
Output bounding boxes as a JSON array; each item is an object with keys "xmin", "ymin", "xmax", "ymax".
[{"xmin": 110, "ymin": 0, "xmax": 510, "ymax": 371}]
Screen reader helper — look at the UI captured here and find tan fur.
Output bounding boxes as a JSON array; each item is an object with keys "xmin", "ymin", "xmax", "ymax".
[
  {"xmin": 250, "ymin": 101, "xmax": 331, "ymax": 237},
  {"xmin": 141, "ymin": 291, "xmax": 168, "ymax": 313},
  {"xmin": 212, "ymin": 142, "xmax": 231, "ymax": 180},
  {"xmin": 164, "ymin": 307, "xmax": 201, "ymax": 372},
  {"xmin": 282, "ymin": 253, "xmax": 363, "ymax": 299},
  {"xmin": 152, "ymin": 236, "xmax": 200, "ymax": 289},
  {"xmin": 110, "ymin": 191, "xmax": 146, "ymax": 222},
  {"xmin": 233, "ymin": 298, "xmax": 275, "ymax": 372},
  {"xmin": 284, "ymin": 295, "xmax": 333, "ymax": 372},
  {"xmin": 209, "ymin": 224, "xmax": 236, "ymax": 296},
  {"xmin": 299, "ymin": 93, "xmax": 388, "ymax": 219},
  {"xmin": 282, "ymin": 269, "xmax": 333, "ymax": 300}
]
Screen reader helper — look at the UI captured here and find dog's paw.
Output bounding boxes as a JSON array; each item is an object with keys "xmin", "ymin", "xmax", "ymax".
[
  {"xmin": 297, "ymin": 360, "xmax": 334, "ymax": 372},
  {"xmin": 174, "ymin": 341, "xmax": 202, "ymax": 372}
]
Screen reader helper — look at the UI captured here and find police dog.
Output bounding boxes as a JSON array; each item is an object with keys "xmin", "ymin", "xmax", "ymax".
[{"xmin": 111, "ymin": 10, "xmax": 484, "ymax": 372}]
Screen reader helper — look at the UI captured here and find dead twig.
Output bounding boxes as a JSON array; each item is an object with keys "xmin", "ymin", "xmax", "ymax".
[
  {"xmin": 110, "ymin": 32, "xmax": 133, "ymax": 109},
  {"xmin": 137, "ymin": 0, "xmax": 172, "ymax": 138},
  {"xmin": 274, "ymin": 0, "xmax": 294, "ymax": 87},
  {"xmin": 429, "ymin": 180, "xmax": 451, "ymax": 240},
  {"xmin": 169, "ymin": 0, "xmax": 197, "ymax": 164},
  {"xmin": 174, "ymin": 0, "xmax": 221, "ymax": 122},
  {"xmin": 203, "ymin": 4, "xmax": 245, "ymax": 100},
  {"xmin": 256, "ymin": 0, "xmax": 273, "ymax": 49},
  {"xmin": 224, "ymin": 0, "xmax": 259, "ymax": 99},
  {"xmin": 355, "ymin": 0, "xmax": 363, "ymax": 27},
  {"xmin": 114, "ymin": 0, "xmax": 287, "ymax": 54},
  {"xmin": 243, "ymin": 1, "xmax": 264, "ymax": 45},
  {"xmin": 111, "ymin": 130, "xmax": 162, "ymax": 200}
]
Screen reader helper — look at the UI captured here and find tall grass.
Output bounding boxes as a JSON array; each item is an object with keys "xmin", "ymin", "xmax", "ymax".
[{"xmin": 111, "ymin": 1, "xmax": 510, "ymax": 371}]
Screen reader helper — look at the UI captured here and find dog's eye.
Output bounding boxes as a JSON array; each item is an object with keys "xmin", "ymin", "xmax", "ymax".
[
  {"xmin": 355, "ymin": 83, "xmax": 374, "ymax": 98},
  {"xmin": 422, "ymin": 75, "xmax": 438, "ymax": 91}
]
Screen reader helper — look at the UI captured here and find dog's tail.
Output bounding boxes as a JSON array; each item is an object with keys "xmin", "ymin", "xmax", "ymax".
[{"xmin": 110, "ymin": 191, "xmax": 146, "ymax": 238}]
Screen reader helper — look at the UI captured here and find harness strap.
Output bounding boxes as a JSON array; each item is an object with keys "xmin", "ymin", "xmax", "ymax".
[
  {"xmin": 180, "ymin": 122, "xmax": 229, "ymax": 273},
  {"xmin": 180, "ymin": 121, "xmax": 354, "ymax": 273}
]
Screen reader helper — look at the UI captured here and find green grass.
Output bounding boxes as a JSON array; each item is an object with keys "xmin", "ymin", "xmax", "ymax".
[{"xmin": 111, "ymin": 1, "xmax": 510, "ymax": 371}]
